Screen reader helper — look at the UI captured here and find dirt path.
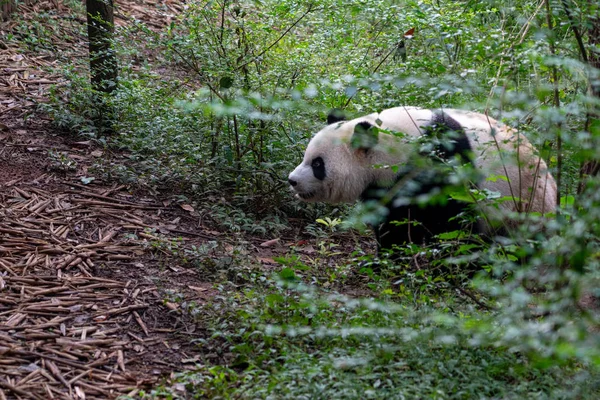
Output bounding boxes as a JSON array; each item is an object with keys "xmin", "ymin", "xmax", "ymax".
[
  {"xmin": 0, "ymin": 162, "xmax": 219, "ymax": 398},
  {"xmin": 0, "ymin": 124, "xmax": 227, "ymax": 399}
]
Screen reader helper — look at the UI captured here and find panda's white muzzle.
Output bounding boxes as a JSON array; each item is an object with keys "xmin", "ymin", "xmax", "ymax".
[
  {"xmin": 288, "ymin": 178, "xmax": 315, "ymax": 200},
  {"xmin": 288, "ymin": 164, "xmax": 320, "ymax": 202}
]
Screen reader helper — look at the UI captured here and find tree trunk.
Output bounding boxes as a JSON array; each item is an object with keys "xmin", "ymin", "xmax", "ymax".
[
  {"xmin": 577, "ymin": 2, "xmax": 600, "ymax": 192},
  {"xmin": 588, "ymin": 5, "xmax": 600, "ymax": 93},
  {"xmin": 86, "ymin": 0, "xmax": 117, "ymax": 134},
  {"xmin": 86, "ymin": 0, "xmax": 117, "ymax": 93}
]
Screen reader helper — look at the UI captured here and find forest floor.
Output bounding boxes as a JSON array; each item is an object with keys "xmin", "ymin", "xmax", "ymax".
[{"xmin": 0, "ymin": 1, "xmax": 336, "ymax": 398}]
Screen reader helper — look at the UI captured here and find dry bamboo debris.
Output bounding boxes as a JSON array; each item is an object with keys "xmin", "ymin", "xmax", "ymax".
[
  {"xmin": 115, "ymin": 0, "xmax": 183, "ymax": 30},
  {"xmin": 65, "ymin": 190, "xmax": 162, "ymax": 209},
  {"xmin": 0, "ymin": 9, "xmax": 83, "ymax": 118},
  {"xmin": 0, "ymin": 281, "xmax": 161, "ymax": 397},
  {"xmin": 0, "ymin": 187, "xmax": 163, "ymax": 276},
  {"xmin": 0, "ymin": 185, "xmax": 193, "ymax": 398}
]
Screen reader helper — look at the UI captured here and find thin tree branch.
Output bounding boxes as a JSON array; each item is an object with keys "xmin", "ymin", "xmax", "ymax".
[
  {"xmin": 560, "ymin": 0, "xmax": 589, "ymax": 63},
  {"xmin": 343, "ymin": 45, "xmax": 397, "ymax": 108},
  {"xmin": 546, "ymin": 0, "xmax": 563, "ymax": 206},
  {"xmin": 234, "ymin": 4, "xmax": 318, "ymax": 72}
]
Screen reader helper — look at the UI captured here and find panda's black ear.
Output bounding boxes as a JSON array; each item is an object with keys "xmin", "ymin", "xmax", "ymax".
[
  {"xmin": 327, "ymin": 109, "xmax": 347, "ymax": 124},
  {"xmin": 351, "ymin": 121, "xmax": 379, "ymax": 151}
]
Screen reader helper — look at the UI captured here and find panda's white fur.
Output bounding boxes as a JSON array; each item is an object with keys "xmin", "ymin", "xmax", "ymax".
[{"xmin": 289, "ymin": 106, "xmax": 557, "ymax": 243}]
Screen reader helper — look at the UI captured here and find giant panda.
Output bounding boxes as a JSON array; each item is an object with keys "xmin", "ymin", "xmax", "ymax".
[{"xmin": 288, "ymin": 106, "xmax": 557, "ymax": 253}]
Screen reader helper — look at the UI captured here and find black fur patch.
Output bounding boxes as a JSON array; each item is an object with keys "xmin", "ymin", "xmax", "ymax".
[
  {"xmin": 351, "ymin": 121, "xmax": 379, "ymax": 150},
  {"xmin": 427, "ymin": 111, "xmax": 472, "ymax": 160},
  {"xmin": 361, "ymin": 173, "xmax": 479, "ymax": 249},
  {"xmin": 359, "ymin": 111, "xmax": 481, "ymax": 251},
  {"xmin": 327, "ymin": 109, "xmax": 347, "ymax": 125},
  {"xmin": 311, "ymin": 157, "xmax": 326, "ymax": 180}
]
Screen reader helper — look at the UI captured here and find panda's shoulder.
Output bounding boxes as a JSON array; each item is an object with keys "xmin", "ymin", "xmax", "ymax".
[
  {"xmin": 440, "ymin": 109, "xmax": 505, "ymax": 131},
  {"xmin": 439, "ymin": 109, "xmax": 509, "ymax": 144}
]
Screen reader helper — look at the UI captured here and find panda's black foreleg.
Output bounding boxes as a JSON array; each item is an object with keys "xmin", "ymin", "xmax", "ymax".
[
  {"xmin": 370, "ymin": 206, "xmax": 430, "ymax": 274},
  {"xmin": 375, "ymin": 201, "xmax": 479, "ymax": 267},
  {"xmin": 378, "ymin": 203, "xmax": 449, "ymax": 250}
]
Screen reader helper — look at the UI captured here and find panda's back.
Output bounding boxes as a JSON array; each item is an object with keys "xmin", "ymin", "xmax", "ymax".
[{"xmin": 365, "ymin": 107, "xmax": 557, "ymax": 229}]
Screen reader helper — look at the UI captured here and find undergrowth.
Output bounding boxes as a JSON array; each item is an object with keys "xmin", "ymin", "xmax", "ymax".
[{"xmin": 141, "ymin": 272, "xmax": 599, "ymax": 399}]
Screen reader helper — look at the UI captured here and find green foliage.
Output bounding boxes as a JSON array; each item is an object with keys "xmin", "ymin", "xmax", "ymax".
[
  {"xmin": 41, "ymin": 68, "xmax": 113, "ymax": 137},
  {"xmin": 148, "ymin": 276, "xmax": 598, "ymax": 399}
]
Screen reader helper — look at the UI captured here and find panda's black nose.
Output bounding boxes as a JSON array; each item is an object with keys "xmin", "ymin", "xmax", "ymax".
[{"xmin": 288, "ymin": 179, "xmax": 297, "ymax": 187}]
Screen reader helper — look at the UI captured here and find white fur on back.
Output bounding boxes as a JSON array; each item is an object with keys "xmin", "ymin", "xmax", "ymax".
[{"xmin": 443, "ymin": 109, "xmax": 556, "ymax": 215}]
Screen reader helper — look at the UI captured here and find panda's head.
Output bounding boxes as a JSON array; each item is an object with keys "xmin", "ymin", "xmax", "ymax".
[{"xmin": 288, "ymin": 111, "xmax": 408, "ymax": 203}]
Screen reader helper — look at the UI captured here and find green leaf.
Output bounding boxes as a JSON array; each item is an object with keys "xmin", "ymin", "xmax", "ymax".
[
  {"xmin": 449, "ymin": 191, "xmax": 475, "ymax": 203},
  {"xmin": 266, "ymin": 293, "xmax": 284, "ymax": 305},
  {"xmin": 486, "ymin": 174, "xmax": 509, "ymax": 182},
  {"xmin": 436, "ymin": 230, "xmax": 460, "ymax": 240},
  {"xmin": 560, "ymin": 195, "xmax": 575, "ymax": 207},
  {"xmin": 279, "ymin": 267, "xmax": 297, "ymax": 281}
]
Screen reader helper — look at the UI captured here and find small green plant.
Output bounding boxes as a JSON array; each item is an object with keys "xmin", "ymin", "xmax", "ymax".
[
  {"xmin": 305, "ymin": 213, "xmax": 349, "ymax": 239},
  {"xmin": 139, "ymin": 228, "xmax": 184, "ymax": 256},
  {"xmin": 206, "ymin": 203, "xmax": 289, "ymax": 236},
  {"xmin": 47, "ymin": 150, "xmax": 77, "ymax": 172},
  {"xmin": 316, "ymin": 216, "xmax": 343, "ymax": 232}
]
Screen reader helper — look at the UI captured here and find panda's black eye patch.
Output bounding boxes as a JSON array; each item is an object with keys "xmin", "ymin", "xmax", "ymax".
[{"xmin": 311, "ymin": 157, "xmax": 326, "ymax": 180}]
